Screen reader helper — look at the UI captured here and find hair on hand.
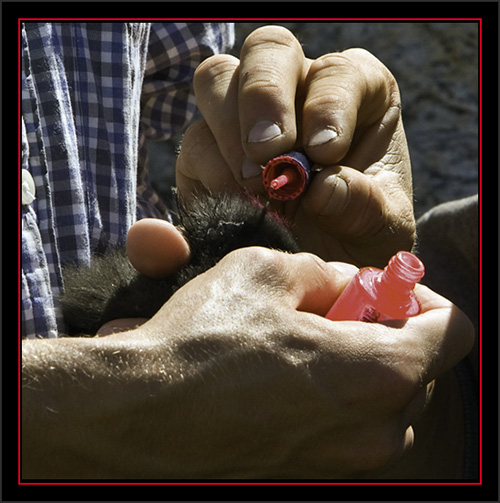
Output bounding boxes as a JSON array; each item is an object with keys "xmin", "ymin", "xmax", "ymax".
[{"xmin": 61, "ymin": 192, "xmax": 300, "ymax": 336}]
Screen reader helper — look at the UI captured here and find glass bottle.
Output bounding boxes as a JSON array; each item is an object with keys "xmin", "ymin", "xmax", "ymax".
[{"xmin": 326, "ymin": 251, "xmax": 425, "ymax": 322}]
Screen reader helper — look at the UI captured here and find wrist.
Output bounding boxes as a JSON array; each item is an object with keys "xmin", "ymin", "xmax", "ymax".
[{"xmin": 21, "ymin": 330, "xmax": 177, "ymax": 478}]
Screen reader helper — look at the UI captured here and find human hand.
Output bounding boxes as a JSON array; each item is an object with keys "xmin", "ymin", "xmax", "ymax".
[
  {"xmin": 23, "ymin": 247, "xmax": 473, "ymax": 478},
  {"xmin": 138, "ymin": 247, "xmax": 474, "ymax": 478},
  {"xmin": 176, "ymin": 26, "xmax": 415, "ymax": 267}
]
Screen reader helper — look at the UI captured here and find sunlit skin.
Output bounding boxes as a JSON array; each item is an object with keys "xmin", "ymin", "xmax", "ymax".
[
  {"xmin": 126, "ymin": 218, "xmax": 191, "ymax": 279},
  {"xmin": 22, "ymin": 26, "xmax": 474, "ymax": 480}
]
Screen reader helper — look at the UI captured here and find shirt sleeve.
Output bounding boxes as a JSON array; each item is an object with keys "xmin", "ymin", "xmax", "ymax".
[
  {"xmin": 21, "ymin": 22, "xmax": 152, "ymax": 338},
  {"xmin": 141, "ymin": 22, "xmax": 234, "ymax": 142}
]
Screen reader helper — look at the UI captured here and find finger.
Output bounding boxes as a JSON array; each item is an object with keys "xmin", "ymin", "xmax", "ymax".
[
  {"xmin": 126, "ymin": 219, "xmax": 191, "ymax": 278},
  {"xmin": 300, "ymin": 165, "xmax": 415, "ymax": 266},
  {"xmin": 275, "ymin": 251, "xmax": 353, "ymax": 316},
  {"xmin": 341, "ymin": 101, "xmax": 413, "ymax": 201},
  {"xmin": 176, "ymin": 119, "xmax": 245, "ymax": 199},
  {"xmin": 302, "ymin": 48, "xmax": 401, "ymax": 167},
  {"xmin": 238, "ymin": 25, "xmax": 306, "ymax": 163},
  {"xmin": 193, "ymin": 55, "xmax": 253, "ymax": 183},
  {"xmin": 402, "ymin": 284, "xmax": 475, "ymax": 384},
  {"xmin": 219, "ymin": 248, "xmax": 352, "ymax": 317}
]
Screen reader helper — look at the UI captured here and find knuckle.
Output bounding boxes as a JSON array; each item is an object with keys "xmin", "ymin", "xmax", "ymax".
[
  {"xmin": 193, "ymin": 54, "xmax": 239, "ymax": 94},
  {"xmin": 242, "ymin": 25, "xmax": 300, "ymax": 55},
  {"xmin": 309, "ymin": 52, "xmax": 353, "ymax": 72},
  {"xmin": 309, "ymin": 48, "xmax": 400, "ymax": 114},
  {"xmin": 295, "ymin": 252, "xmax": 330, "ymax": 277},
  {"xmin": 306, "ymin": 53, "xmax": 368, "ymax": 103},
  {"xmin": 181, "ymin": 119, "xmax": 210, "ymax": 145},
  {"xmin": 307, "ymin": 53, "xmax": 359, "ymax": 88},
  {"xmin": 342, "ymin": 47, "xmax": 386, "ymax": 72},
  {"xmin": 223, "ymin": 247, "xmax": 288, "ymax": 287},
  {"xmin": 342, "ymin": 48, "xmax": 400, "ymax": 106},
  {"xmin": 239, "ymin": 27, "xmax": 304, "ymax": 95},
  {"xmin": 177, "ymin": 120, "xmax": 214, "ymax": 165},
  {"xmin": 240, "ymin": 73, "xmax": 285, "ymax": 98}
]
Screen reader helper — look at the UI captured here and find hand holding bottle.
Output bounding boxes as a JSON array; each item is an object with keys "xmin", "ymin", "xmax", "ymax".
[
  {"xmin": 23, "ymin": 247, "xmax": 474, "ymax": 478},
  {"xmin": 137, "ymin": 248, "xmax": 473, "ymax": 477}
]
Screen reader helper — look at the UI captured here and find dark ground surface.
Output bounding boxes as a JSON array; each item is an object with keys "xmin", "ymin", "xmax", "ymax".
[{"xmin": 147, "ymin": 21, "xmax": 479, "ymax": 219}]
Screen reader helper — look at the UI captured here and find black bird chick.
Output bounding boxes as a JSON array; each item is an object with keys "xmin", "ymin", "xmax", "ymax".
[{"xmin": 61, "ymin": 192, "xmax": 300, "ymax": 336}]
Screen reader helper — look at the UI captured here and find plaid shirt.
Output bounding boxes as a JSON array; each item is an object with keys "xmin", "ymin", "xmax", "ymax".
[{"xmin": 21, "ymin": 22, "xmax": 234, "ymax": 339}]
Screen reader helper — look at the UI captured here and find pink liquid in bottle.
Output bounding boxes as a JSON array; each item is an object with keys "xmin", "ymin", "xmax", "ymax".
[{"xmin": 325, "ymin": 251, "xmax": 425, "ymax": 322}]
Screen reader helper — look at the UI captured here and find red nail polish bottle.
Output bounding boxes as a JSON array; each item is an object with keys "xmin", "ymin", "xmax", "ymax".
[
  {"xmin": 262, "ymin": 151, "xmax": 313, "ymax": 201},
  {"xmin": 326, "ymin": 251, "xmax": 425, "ymax": 322}
]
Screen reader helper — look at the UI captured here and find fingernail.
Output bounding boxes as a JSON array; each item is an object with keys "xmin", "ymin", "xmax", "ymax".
[
  {"xmin": 308, "ymin": 127, "xmax": 339, "ymax": 147},
  {"xmin": 248, "ymin": 121, "xmax": 282, "ymax": 143},
  {"xmin": 242, "ymin": 158, "xmax": 263, "ymax": 179},
  {"xmin": 319, "ymin": 174, "xmax": 349, "ymax": 216}
]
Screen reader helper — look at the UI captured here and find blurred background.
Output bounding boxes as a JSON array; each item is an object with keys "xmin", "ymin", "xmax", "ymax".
[{"xmin": 147, "ymin": 21, "xmax": 479, "ymax": 219}]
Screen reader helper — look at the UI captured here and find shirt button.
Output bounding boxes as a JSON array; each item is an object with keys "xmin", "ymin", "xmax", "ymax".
[{"xmin": 22, "ymin": 169, "xmax": 36, "ymax": 205}]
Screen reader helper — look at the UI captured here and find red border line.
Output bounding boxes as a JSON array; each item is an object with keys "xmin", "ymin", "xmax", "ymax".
[{"xmin": 18, "ymin": 17, "xmax": 483, "ymax": 487}]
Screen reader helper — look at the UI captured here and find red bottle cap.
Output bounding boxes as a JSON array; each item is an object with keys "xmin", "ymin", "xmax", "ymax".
[{"xmin": 262, "ymin": 151, "xmax": 312, "ymax": 201}]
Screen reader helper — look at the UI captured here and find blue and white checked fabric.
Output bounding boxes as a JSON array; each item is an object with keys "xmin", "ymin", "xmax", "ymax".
[{"xmin": 21, "ymin": 22, "xmax": 234, "ymax": 339}]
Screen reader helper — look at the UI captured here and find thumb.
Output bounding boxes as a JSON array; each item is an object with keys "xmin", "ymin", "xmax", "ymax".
[
  {"xmin": 302, "ymin": 165, "xmax": 383, "ymax": 238},
  {"xmin": 301, "ymin": 165, "xmax": 414, "ymax": 265},
  {"xmin": 126, "ymin": 219, "xmax": 191, "ymax": 278},
  {"xmin": 279, "ymin": 252, "xmax": 354, "ymax": 316}
]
